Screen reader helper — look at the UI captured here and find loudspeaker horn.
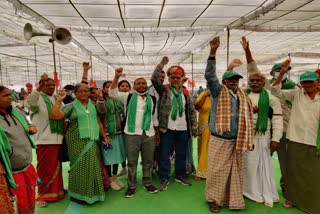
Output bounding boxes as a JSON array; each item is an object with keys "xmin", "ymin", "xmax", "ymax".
[{"xmin": 24, "ymin": 23, "xmax": 72, "ymax": 45}]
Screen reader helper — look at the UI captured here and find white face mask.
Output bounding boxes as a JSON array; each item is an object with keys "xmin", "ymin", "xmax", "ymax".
[{"xmin": 274, "ymin": 72, "xmax": 288, "ymax": 81}]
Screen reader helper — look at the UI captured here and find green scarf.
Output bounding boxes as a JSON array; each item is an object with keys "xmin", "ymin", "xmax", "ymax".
[
  {"xmin": 11, "ymin": 108, "xmax": 36, "ymax": 149},
  {"xmin": 41, "ymin": 94, "xmax": 64, "ymax": 134},
  {"xmin": 245, "ymin": 88, "xmax": 269, "ymax": 135},
  {"xmin": 0, "ymin": 107, "xmax": 37, "ymax": 188},
  {"xmin": 170, "ymin": 87, "xmax": 184, "ymax": 120},
  {"xmin": 105, "ymin": 96, "xmax": 124, "ymax": 135},
  {"xmin": 72, "ymin": 99, "xmax": 99, "ymax": 140},
  {"xmin": 269, "ymin": 79, "xmax": 296, "ymax": 89},
  {"xmin": 0, "ymin": 127, "xmax": 17, "ymax": 188},
  {"xmin": 127, "ymin": 92, "xmax": 152, "ymax": 132}
]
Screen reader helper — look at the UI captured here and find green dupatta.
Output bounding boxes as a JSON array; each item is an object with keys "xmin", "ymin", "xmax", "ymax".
[
  {"xmin": 127, "ymin": 92, "xmax": 152, "ymax": 132},
  {"xmin": 245, "ymin": 88, "xmax": 270, "ymax": 135},
  {"xmin": 72, "ymin": 99, "xmax": 99, "ymax": 140},
  {"xmin": 41, "ymin": 93, "xmax": 64, "ymax": 134}
]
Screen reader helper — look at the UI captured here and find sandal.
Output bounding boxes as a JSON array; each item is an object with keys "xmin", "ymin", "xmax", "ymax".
[
  {"xmin": 282, "ymin": 200, "xmax": 293, "ymax": 208},
  {"xmin": 208, "ymin": 202, "xmax": 220, "ymax": 213},
  {"xmin": 36, "ymin": 201, "xmax": 48, "ymax": 208}
]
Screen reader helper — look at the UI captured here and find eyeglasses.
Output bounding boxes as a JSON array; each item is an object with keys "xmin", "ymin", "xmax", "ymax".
[{"xmin": 76, "ymin": 90, "xmax": 89, "ymax": 94}]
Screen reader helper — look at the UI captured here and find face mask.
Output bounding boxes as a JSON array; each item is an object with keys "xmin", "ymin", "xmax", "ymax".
[{"xmin": 274, "ymin": 72, "xmax": 288, "ymax": 81}]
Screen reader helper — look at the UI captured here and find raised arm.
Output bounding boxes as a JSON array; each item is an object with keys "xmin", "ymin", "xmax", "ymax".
[
  {"xmin": 272, "ymin": 59, "xmax": 290, "ymax": 87},
  {"xmin": 81, "ymin": 62, "xmax": 91, "ymax": 84},
  {"xmin": 151, "ymin": 57, "xmax": 168, "ymax": 96},
  {"xmin": 109, "ymin": 68, "xmax": 129, "ymax": 104},
  {"xmin": 204, "ymin": 36, "xmax": 221, "ymax": 98},
  {"xmin": 271, "ymin": 60, "xmax": 298, "ymax": 102},
  {"xmin": 49, "ymin": 90, "xmax": 66, "ymax": 120},
  {"xmin": 110, "ymin": 67, "xmax": 122, "ymax": 90},
  {"xmin": 25, "ymin": 73, "xmax": 48, "ymax": 113},
  {"xmin": 240, "ymin": 36, "xmax": 254, "ymax": 64}
]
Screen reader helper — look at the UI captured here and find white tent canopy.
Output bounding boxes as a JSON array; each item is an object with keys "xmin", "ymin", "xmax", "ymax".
[{"xmin": 1, "ymin": 0, "xmax": 320, "ymax": 87}]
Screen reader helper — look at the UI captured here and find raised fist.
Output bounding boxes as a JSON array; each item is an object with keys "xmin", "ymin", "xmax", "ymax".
[
  {"xmin": 83, "ymin": 62, "xmax": 92, "ymax": 70},
  {"xmin": 209, "ymin": 36, "xmax": 220, "ymax": 50},
  {"xmin": 281, "ymin": 59, "xmax": 291, "ymax": 73},
  {"xmin": 37, "ymin": 72, "xmax": 49, "ymax": 91},
  {"xmin": 115, "ymin": 67, "xmax": 123, "ymax": 78},
  {"xmin": 240, "ymin": 36, "xmax": 249, "ymax": 50},
  {"xmin": 160, "ymin": 56, "xmax": 169, "ymax": 66}
]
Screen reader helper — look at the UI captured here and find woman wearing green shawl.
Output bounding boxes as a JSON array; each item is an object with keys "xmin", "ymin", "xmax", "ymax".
[
  {"xmin": 50, "ymin": 83, "xmax": 104, "ymax": 204},
  {"xmin": 96, "ymin": 81, "xmax": 126, "ymax": 191}
]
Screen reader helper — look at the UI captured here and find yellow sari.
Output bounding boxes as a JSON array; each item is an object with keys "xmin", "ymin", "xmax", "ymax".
[{"xmin": 196, "ymin": 90, "xmax": 211, "ymax": 178}]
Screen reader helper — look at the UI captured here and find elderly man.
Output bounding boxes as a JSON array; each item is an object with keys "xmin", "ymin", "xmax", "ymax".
[
  {"xmin": 243, "ymin": 71, "xmax": 283, "ymax": 207},
  {"xmin": 151, "ymin": 57, "xmax": 197, "ymax": 191},
  {"xmin": 109, "ymin": 68, "xmax": 159, "ymax": 198},
  {"xmin": 241, "ymin": 36, "xmax": 296, "ymax": 192},
  {"xmin": 204, "ymin": 37, "xmax": 254, "ymax": 213},
  {"xmin": 25, "ymin": 73, "xmax": 65, "ymax": 207},
  {"xmin": 272, "ymin": 62, "xmax": 320, "ymax": 214}
]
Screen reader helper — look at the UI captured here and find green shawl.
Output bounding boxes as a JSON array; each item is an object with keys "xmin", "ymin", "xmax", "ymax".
[
  {"xmin": 127, "ymin": 92, "xmax": 152, "ymax": 132},
  {"xmin": 41, "ymin": 93, "xmax": 64, "ymax": 134},
  {"xmin": 72, "ymin": 99, "xmax": 99, "ymax": 140},
  {"xmin": 0, "ymin": 126, "xmax": 17, "ymax": 188},
  {"xmin": 105, "ymin": 96, "xmax": 124, "ymax": 135},
  {"xmin": 170, "ymin": 87, "xmax": 184, "ymax": 120},
  {"xmin": 0, "ymin": 107, "xmax": 36, "ymax": 188},
  {"xmin": 245, "ymin": 88, "xmax": 270, "ymax": 135}
]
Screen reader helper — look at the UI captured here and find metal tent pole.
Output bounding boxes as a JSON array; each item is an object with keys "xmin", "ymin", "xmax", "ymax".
[
  {"xmin": 34, "ymin": 43, "xmax": 38, "ymax": 81},
  {"xmin": 226, "ymin": 27, "xmax": 230, "ymax": 67}
]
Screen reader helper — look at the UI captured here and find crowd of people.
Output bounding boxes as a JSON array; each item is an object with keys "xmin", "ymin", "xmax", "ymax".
[{"xmin": 0, "ymin": 35, "xmax": 319, "ymax": 214}]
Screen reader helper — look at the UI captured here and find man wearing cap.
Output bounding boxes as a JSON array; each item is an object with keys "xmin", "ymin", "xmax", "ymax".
[
  {"xmin": 151, "ymin": 57, "xmax": 197, "ymax": 191},
  {"xmin": 240, "ymin": 36, "xmax": 296, "ymax": 192},
  {"xmin": 243, "ymin": 72, "xmax": 283, "ymax": 208},
  {"xmin": 272, "ymin": 61, "xmax": 320, "ymax": 213},
  {"xmin": 204, "ymin": 36, "xmax": 254, "ymax": 213}
]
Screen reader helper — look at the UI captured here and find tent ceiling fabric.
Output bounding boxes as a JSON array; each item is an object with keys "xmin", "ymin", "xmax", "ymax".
[{"xmin": 1, "ymin": 0, "xmax": 320, "ymax": 86}]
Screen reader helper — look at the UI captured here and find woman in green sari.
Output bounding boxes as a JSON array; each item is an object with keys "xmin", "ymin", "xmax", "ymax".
[{"xmin": 50, "ymin": 83, "xmax": 104, "ymax": 204}]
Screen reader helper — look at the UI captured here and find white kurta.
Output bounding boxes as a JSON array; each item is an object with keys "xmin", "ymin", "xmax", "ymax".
[{"xmin": 243, "ymin": 91, "xmax": 283, "ymax": 207}]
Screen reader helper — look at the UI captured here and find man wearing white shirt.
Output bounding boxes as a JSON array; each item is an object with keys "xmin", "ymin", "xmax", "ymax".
[
  {"xmin": 109, "ymin": 68, "xmax": 159, "ymax": 198},
  {"xmin": 272, "ymin": 61, "xmax": 320, "ymax": 213},
  {"xmin": 25, "ymin": 74, "xmax": 65, "ymax": 207}
]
